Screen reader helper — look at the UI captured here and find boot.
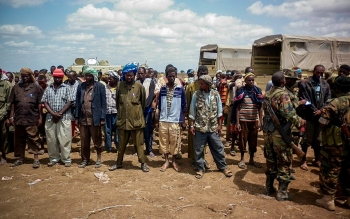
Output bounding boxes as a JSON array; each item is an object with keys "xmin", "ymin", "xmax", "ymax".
[
  {"xmin": 316, "ymin": 195, "xmax": 335, "ymax": 211},
  {"xmin": 265, "ymin": 175, "xmax": 277, "ymax": 195},
  {"xmin": 276, "ymin": 181, "xmax": 290, "ymax": 201}
]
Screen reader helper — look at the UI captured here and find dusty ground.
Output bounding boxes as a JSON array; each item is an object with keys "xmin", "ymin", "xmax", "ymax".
[{"xmin": 0, "ymin": 125, "xmax": 349, "ymax": 219}]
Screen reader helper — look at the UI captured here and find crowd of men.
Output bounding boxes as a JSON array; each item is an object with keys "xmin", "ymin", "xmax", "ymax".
[{"xmin": 0, "ymin": 63, "xmax": 349, "ymax": 211}]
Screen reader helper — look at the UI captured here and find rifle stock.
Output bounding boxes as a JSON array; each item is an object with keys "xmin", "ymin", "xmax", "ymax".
[{"xmin": 263, "ymin": 100, "xmax": 305, "ymax": 158}]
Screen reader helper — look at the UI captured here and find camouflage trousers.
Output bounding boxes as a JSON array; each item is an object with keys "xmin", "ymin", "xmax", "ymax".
[
  {"xmin": 264, "ymin": 131, "xmax": 293, "ymax": 183},
  {"xmin": 319, "ymin": 145, "xmax": 350, "ymax": 196}
]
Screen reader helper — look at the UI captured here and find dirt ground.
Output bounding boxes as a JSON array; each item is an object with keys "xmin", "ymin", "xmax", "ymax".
[{"xmin": 0, "ymin": 125, "xmax": 350, "ymax": 219}]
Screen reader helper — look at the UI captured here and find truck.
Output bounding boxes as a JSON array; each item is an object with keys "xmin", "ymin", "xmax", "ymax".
[
  {"xmin": 198, "ymin": 44, "xmax": 252, "ymax": 76},
  {"xmin": 251, "ymin": 34, "xmax": 350, "ymax": 76},
  {"xmin": 67, "ymin": 58, "xmax": 123, "ymax": 74}
]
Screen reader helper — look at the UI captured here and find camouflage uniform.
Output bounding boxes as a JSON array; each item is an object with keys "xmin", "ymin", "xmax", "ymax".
[
  {"xmin": 318, "ymin": 92, "xmax": 350, "ymax": 196},
  {"xmin": 0, "ymin": 79, "xmax": 12, "ymax": 158},
  {"xmin": 264, "ymin": 87, "xmax": 303, "ymax": 183}
]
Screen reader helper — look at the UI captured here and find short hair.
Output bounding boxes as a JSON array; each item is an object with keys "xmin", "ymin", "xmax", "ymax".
[
  {"xmin": 57, "ymin": 65, "xmax": 64, "ymax": 69},
  {"xmin": 39, "ymin": 69, "xmax": 48, "ymax": 74},
  {"xmin": 68, "ymin": 70, "xmax": 77, "ymax": 77},
  {"xmin": 272, "ymin": 71, "xmax": 285, "ymax": 86},
  {"xmin": 38, "ymin": 75, "xmax": 47, "ymax": 81},
  {"xmin": 165, "ymin": 64, "xmax": 174, "ymax": 71},
  {"xmin": 198, "ymin": 65, "xmax": 208, "ymax": 73},
  {"xmin": 139, "ymin": 66, "xmax": 146, "ymax": 73},
  {"xmin": 245, "ymin": 67, "xmax": 253, "ymax": 73},
  {"xmin": 339, "ymin": 64, "xmax": 350, "ymax": 71},
  {"xmin": 313, "ymin": 65, "xmax": 325, "ymax": 72},
  {"xmin": 166, "ymin": 67, "xmax": 176, "ymax": 76}
]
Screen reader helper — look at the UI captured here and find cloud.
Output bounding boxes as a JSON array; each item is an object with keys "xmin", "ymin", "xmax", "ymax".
[
  {"xmin": 0, "ymin": 24, "xmax": 43, "ymax": 37},
  {"xmin": 0, "ymin": 0, "xmax": 47, "ymax": 8},
  {"xmin": 4, "ymin": 41, "xmax": 34, "ymax": 47},
  {"xmin": 116, "ymin": 0, "xmax": 174, "ymax": 12},
  {"xmin": 52, "ymin": 33, "xmax": 95, "ymax": 42}
]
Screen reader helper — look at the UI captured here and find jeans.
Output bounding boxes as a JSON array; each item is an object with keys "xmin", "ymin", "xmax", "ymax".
[
  {"xmin": 193, "ymin": 130, "xmax": 227, "ymax": 172},
  {"xmin": 104, "ymin": 113, "xmax": 118, "ymax": 151},
  {"xmin": 144, "ymin": 108, "xmax": 154, "ymax": 154}
]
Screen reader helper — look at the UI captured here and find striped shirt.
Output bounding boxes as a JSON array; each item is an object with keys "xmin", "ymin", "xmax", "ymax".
[
  {"xmin": 41, "ymin": 83, "xmax": 75, "ymax": 121},
  {"xmin": 238, "ymin": 94, "xmax": 259, "ymax": 122}
]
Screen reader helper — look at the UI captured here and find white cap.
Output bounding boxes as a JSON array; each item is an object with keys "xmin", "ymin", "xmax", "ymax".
[{"xmin": 217, "ymin": 70, "xmax": 222, "ymax": 73}]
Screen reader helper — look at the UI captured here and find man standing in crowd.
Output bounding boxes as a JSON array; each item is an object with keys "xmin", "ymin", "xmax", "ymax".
[
  {"xmin": 316, "ymin": 75, "xmax": 350, "ymax": 211},
  {"xmin": 186, "ymin": 66, "xmax": 211, "ymax": 169},
  {"xmin": 189, "ymin": 75, "xmax": 232, "ymax": 179},
  {"xmin": 75, "ymin": 67, "xmax": 106, "ymax": 168},
  {"xmin": 64, "ymin": 70, "xmax": 81, "ymax": 137},
  {"xmin": 0, "ymin": 71, "xmax": 11, "ymax": 164},
  {"xmin": 9, "ymin": 68, "xmax": 44, "ymax": 168},
  {"xmin": 233, "ymin": 73, "xmax": 263, "ymax": 169},
  {"xmin": 136, "ymin": 66, "xmax": 159, "ymax": 158},
  {"xmin": 104, "ymin": 70, "xmax": 119, "ymax": 153},
  {"xmin": 298, "ymin": 65, "xmax": 331, "ymax": 171},
  {"xmin": 263, "ymin": 71, "xmax": 305, "ymax": 201},
  {"xmin": 109, "ymin": 63, "xmax": 149, "ymax": 172},
  {"xmin": 41, "ymin": 68, "xmax": 74, "ymax": 167},
  {"xmin": 156, "ymin": 67, "xmax": 186, "ymax": 172}
]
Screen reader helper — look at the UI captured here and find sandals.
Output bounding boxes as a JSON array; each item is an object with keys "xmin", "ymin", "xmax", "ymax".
[
  {"xmin": 95, "ymin": 160, "xmax": 102, "ymax": 168},
  {"xmin": 300, "ymin": 163, "xmax": 308, "ymax": 171},
  {"xmin": 78, "ymin": 161, "xmax": 88, "ymax": 168},
  {"xmin": 238, "ymin": 161, "xmax": 246, "ymax": 169},
  {"xmin": 141, "ymin": 163, "xmax": 149, "ymax": 172},
  {"xmin": 221, "ymin": 168, "xmax": 233, "ymax": 177},
  {"xmin": 229, "ymin": 150, "xmax": 236, "ymax": 156},
  {"xmin": 32, "ymin": 160, "xmax": 40, "ymax": 169},
  {"xmin": 11, "ymin": 160, "xmax": 24, "ymax": 167},
  {"xmin": 249, "ymin": 161, "xmax": 262, "ymax": 168},
  {"xmin": 47, "ymin": 161, "xmax": 58, "ymax": 167},
  {"xmin": 109, "ymin": 163, "xmax": 123, "ymax": 171},
  {"xmin": 195, "ymin": 171, "xmax": 204, "ymax": 179}
]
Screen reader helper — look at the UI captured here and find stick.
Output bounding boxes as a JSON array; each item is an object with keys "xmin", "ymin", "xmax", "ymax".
[
  {"xmin": 84, "ymin": 205, "xmax": 131, "ymax": 219},
  {"xmin": 174, "ymin": 204, "xmax": 194, "ymax": 212}
]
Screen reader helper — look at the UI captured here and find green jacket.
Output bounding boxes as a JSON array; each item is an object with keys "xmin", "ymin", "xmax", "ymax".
[
  {"xmin": 319, "ymin": 91, "xmax": 350, "ymax": 146},
  {"xmin": 116, "ymin": 81, "xmax": 146, "ymax": 130},
  {"xmin": 0, "ymin": 79, "xmax": 12, "ymax": 120}
]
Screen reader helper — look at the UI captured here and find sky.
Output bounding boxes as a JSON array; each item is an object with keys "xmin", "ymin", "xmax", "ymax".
[{"xmin": 0, "ymin": 0, "xmax": 349, "ymax": 72}]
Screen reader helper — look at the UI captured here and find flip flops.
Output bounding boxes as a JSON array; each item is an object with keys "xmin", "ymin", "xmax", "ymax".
[
  {"xmin": 195, "ymin": 171, "xmax": 204, "ymax": 179},
  {"xmin": 221, "ymin": 168, "xmax": 233, "ymax": 177}
]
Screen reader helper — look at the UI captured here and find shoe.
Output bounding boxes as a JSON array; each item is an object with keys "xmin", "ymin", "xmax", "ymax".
[
  {"xmin": 148, "ymin": 152, "xmax": 155, "ymax": 158},
  {"xmin": 0, "ymin": 157, "xmax": 7, "ymax": 165},
  {"xmin": 32, "ymin": 160, "xmax": 40, "ymax": 169},
  {"xmin": 276, "ymin": 181, "xmax": 290, "ymax": 201},
  {"xmin": 65, "ymin": 163, "xmax": 71, "ymax": 167},
  {"xmin": 265, "ymin": 174, "xmax": 277, "ymax": 195},
  {"xmin": 141, "ymin": 163, "xmax": 149, "ymax": 172},
  {"xmin": 10, "ymin": 160, "xmax": 24, "ymax": 167},
  {"xmin": 47, "ymin": 161, "xmax": 58, "ymax": 167},
  {"xmin": 78, "ymin": 161, "xmax": 88, "ymax": 168},
  {"xmin": 95, "ymin": 160, "xmax": 102, "ymax": 168},
  {"xmin": 220, "ymin": 168, "xmax": 233, "ymax": 177},
  {"xmin": 316, "ymin": 195, "xmax": 335, "ymax": 211},
  {"xmin": 109, "ymin": 163, "xmax": 123, "ymax": 171}
]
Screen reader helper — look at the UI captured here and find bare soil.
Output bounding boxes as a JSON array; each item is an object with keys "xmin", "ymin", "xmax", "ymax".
[{"xmin": 0, "ymin": 125, "xmax": 349, "ymax": 219}]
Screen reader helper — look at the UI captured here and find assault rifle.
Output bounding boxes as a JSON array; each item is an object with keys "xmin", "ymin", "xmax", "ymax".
[{"xmin": 263, "ymin": 99, "xmax": 305, "ymax": 158}]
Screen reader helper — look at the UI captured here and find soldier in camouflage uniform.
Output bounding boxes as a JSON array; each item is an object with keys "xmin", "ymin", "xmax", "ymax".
[
  {"xmin": 0, "ymin": 72, "xmax": 12, "ymax": 164},
  {"xmin": 316, "ymin": 75, "xmax": 350, "ymax": 211},
  {"xmin": 263, "ymin": 71, "xmax": 305, "ymax": 201}
]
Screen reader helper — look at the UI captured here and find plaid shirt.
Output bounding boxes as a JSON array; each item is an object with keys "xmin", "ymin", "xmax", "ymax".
[
  {"xmin": 106, "ymin": 85, "xmax": 117, "ymax": 114},
  {"xmin": 41, "ymin": 83, "xmax": 75, "ymax": 121}
]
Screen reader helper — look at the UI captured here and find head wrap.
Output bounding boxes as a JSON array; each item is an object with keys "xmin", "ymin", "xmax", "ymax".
[
  {"xmin": 296, "ymin": 69, "xmax": 302, "ymax": 74},
  {"xmin": 226, "ymin": 71, "xmax": 232, "ymax": 75},
  {"xmin": 199, "ymin": 75, "xmax": 212, "ymax": 86},
  {"xmin": 217, "ymin": 70, "xmax": 222, "ymax": 74},
  {"xmin": 244, "ymin": 72, "xmax": 255, "ymax": 80},
  {"xmin": 122, "ymin": 62, "xmax": 138, "ymax": 80},
  {"xmin": 20, "ymin": 67, "xmax": 35, "ymax": 83},
  {"xmin": 187, "ymin": 69, "xmax": 194, "ymax": 75},
  {"xmin": 83, "ymin": 66, "xmax": 98, "ymax": 81},
  {"xmin": 108, "ymin": 70, "xmax": 120, "ymax": 79},
  {"xmin": 53, "ymin": 69, "xmax": 64, "ymax": 78}
]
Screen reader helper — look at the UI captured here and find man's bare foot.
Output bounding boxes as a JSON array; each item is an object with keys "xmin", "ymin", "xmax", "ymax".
[
  {"xmin": 300, "ymin": 162, "xmax": 308, "ymax": 171},
  {"xmin": 160, "ymin": 162, "xmax": 169, "ymax": 172},
  {"xmin": 172, "ymin": 162, "xmax": 181, "ymax": 172}
]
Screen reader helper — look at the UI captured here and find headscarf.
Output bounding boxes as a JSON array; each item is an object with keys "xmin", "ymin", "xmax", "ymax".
[
  {"xmin": 244, "ymin": 72, "xmax": 255, "ymax": 80},
  {"xmin": 83, "ymin": 66, "xmax": 98, "ymax": 81},
  {"xmin": 20, "ymin": 67, "xmax": 35, "ymax": 83},
  {"xmin": 108, "ymin": 70, "xmax": 120, "ymax": 80},
  {"xmin": 122, "ymin": 62, "xmax": 138, "ymax": 80},
  {"xmin": 199, "ymin": 75, "xmax": 213, "ymax": 86}
]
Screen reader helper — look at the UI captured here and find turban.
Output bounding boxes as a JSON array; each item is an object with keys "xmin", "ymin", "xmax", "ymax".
[
  {"xmin": 199, "ymin": 75, "xmax": 212, "ymax": 86},
  {"xmin": 244, "ymin": 72, "xmax": 255, "ymax": 80},
  {"xmin": 108, "ymin": 70, "xmax": 120, "ymax": 79},
  {"xmin": 53, "ymin": 69, "xmax": 64, "ymax": 78},
  {"xmin": 20, "ymin": 67, "xmax": 35, "ymax": 82},
  {"xmin": 83, "ymin": 66, "xmax": 98, "ymax": 81},
  {"xmin": 122, "ymin": 62, "xmax": 139, "ymax": 80}
]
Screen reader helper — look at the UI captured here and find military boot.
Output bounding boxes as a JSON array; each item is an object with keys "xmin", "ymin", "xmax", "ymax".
[
  {"xmin": 316, "ymin": 195, "xmax": 335, "ymax": 211},
  {"xmin": 265, "ymin": 175, "xmax": 276, "ymax": 195},
  {"xmin": 276, "ymin": 181, "xmax": 290, "ymax": 201}
]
